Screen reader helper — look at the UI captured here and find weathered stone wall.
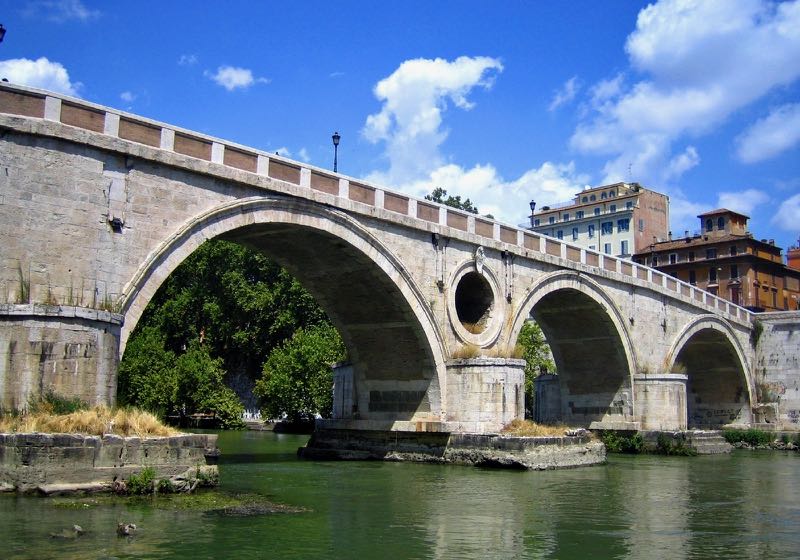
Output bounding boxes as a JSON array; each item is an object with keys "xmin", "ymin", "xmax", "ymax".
[
  {"xmin": 0, "ymin": 432, "xmax": 218, "ymax": 493},
  {"xmin": 756, "ymin": 311, "xmax": 800, "ymax": 430},
  {"xmin": 0, "ymin": 305, "xmax": 121, "ymax": 410}
]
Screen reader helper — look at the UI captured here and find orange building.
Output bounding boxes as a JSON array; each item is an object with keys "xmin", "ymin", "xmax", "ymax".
[{"xmin": 633, "ymin": 209, "xmax": 800, "ymax": 312}]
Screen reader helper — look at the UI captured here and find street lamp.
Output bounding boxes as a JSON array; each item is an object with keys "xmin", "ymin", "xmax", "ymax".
[
  {"xmin": 332, "ymin": 131, "xmax": 340, "ymax": 173},
  {"xmin": 0, "ymin": 24, "xmax": 6, "ymax": 43},
  {"xmin": 529, "ymin": 200, "xmax": 536, "ymax": 227}
]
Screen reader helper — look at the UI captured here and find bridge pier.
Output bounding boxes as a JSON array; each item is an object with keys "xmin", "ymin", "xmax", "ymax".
[
  {"xmin": 0, "ymin": 305, "xmax": 121, "ymax": 410},
  {"xmin": 633, "ymin": 373, "xmax": 688, "ymax": 431}
]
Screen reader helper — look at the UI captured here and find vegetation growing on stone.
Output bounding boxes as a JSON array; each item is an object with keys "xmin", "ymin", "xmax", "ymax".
[
  {"xmin": 501, "ymin": 419, "xmax": 576, "ymax": 437},
  {"xmin": 0, "ymin": 404, "xmax": 177, "ymax": 437},
  {"xmin": 600, "ymin": 431, "xmax": 645, "ymax": 454},
  {"xmin": 723, "ymin": 428, "xmax": 773, "ymax": 446}
]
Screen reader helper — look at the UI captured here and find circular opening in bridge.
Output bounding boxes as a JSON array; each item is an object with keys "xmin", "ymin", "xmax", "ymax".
[{"xmin": 455, "ymin": 272, "xmax": 494, "ymax": 333}]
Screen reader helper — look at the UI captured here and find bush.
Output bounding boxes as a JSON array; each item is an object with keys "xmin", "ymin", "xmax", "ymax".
[
  {"xmin": 601, "ymin": 431, "xmax": 644, "ymax": 454},
  {"xmin": 127, "ymin": 467, "xmax": 156, "ymax": 495},
  {"xmin": 723, "ymin": 428, "xmax": 772, "ymax": 446},
  {"xmin": 656, "ymin": 433, "xmax": 697, "ymax": 456}
]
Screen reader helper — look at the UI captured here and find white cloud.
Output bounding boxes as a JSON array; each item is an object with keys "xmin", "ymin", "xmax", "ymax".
[
  {"xmin": 736, "ymin": 103, "xmax": 800, "ymax": 163},
  {"xmin": 772, "ymin": 193, "xmax": 800, "ymax": 230},
  {"xmin": 717, "ymin": 188, "xmax": 770, "ymax": 216},
  {"xmin": 274, "ymin": 147, "xmax": 291, "ymax": 158},
  {"xmin": 178, "ymin": 54, "xmax": 198, "ymax": 66},
  {"xmin": 22, "ymin": 0, "xmax": 99, "ymax": 22},
  {"xmin": 571, "ymin": 0, "xmax": 800, "ymax": 185},
  {"xmin": 0, "ymin": 57, "xmax": 79, "ymax": 96},
  {"xmin": 363, "ymin": 56, "xmax": 503, "ymax": 185},
  {"xmin": 206, "ymin": 66, "xmax": 270, "ymax": 91},
  {"xmin": 120, "ymin": 91, "xmax": 136, "ymax": 103},
  {"xmin": 548, "ymin": 76, "xmax": 580, "ymax": 111},
  {"xmin": 298, "ymin": 148, "xmax": 311, "ymax": 162}
]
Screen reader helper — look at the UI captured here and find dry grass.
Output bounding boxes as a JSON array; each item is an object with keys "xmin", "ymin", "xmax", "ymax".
[
  {"xmin": 451, "ymin": 343, "xmax": 526, "ymax": 360},
  {"xmin": 501, "ymin": 419, "xmax": 578, "ymax": 437},
  {"xmin": 451, "ymin": 343, "xmax": 481, "ymax": 359},
  {"xmin": 0, "ymin": 406, "xmax": 178, "ymax": 437}
]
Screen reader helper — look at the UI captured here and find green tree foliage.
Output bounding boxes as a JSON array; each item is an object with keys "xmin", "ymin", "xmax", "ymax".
[
  {"xmin": 254, "ymin": 324, "xmax": 346, "ymax": 422},
  {"xmin": 516, "ymin": 320, "xmax": 556, "ymax": 418},
  {"xmin": 120, "ymin": 239, "xmax": 335, "ymax": 427},
  {"xmin": 425, "ymin": 187, "xmax": 479, "ymax": 214}
]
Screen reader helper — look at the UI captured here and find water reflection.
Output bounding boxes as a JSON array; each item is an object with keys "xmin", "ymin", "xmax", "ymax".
[{"xmin": 0, "ymin": 432, "xmax": 798, "ymax": 559}]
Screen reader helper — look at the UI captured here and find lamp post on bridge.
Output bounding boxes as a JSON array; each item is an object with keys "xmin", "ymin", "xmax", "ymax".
[
  {"xmin": 332, "ymin": 131, "xmax": 340, "ymax": 173},
  {"xmin": 0, "ymin": 24, "xmax": 6, "ymax": 43}
]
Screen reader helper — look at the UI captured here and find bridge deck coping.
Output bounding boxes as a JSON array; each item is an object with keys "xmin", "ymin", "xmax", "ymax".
[{"xmin": 0, "ymin": 82, "xmax": 751, "ymax": 324}]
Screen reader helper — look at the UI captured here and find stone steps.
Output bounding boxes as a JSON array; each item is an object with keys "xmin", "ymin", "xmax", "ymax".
[{"xmin": 685, "ymin": 430, "xmax": 732, "ymax": 454}]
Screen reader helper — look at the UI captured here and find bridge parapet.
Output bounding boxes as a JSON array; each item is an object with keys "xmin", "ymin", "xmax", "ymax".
[{"xmin": 0, "ymin": 83, "xmax": 751, "ymax": 327}]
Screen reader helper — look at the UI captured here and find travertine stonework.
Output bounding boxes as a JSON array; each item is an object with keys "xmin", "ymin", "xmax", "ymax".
[{"xmin": 1, "ymin": 83, "xmax": 797, "ymax": 433}]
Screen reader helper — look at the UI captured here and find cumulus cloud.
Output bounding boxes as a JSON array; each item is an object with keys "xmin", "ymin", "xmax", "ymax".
[
  {"xmin": 0, "ymin": 57, "xmax": 80, "ymax": 96},
  {"xmin": 549, "ymin": 76, "xmax": 581, "ymax": 111},
  {"xmin": 206, "ymin": 65, "xmax": 270, "ymax": 91},
  {"xmin": 772, "ymin": 193, "xmax": 800, "ymax": 231},
  {"xmin": 571, "ymin": 0, "xmax": 800, "ymax": 185},
  {"xmin": 736, "ymin": 103, "xmax": 800, "ymax": 163},
  {"xmin": 274, "ymin": 147, "xmax": 291, "ymax": 158},
  {"xmin": 717, "ymin": 188, "xmax": 770, "ymax": 216},
  {"xmin": 22, "ymin": 0, "xmax": 99, "ymax": 22},
  {"xmin": 120, "ymin": 91, "xmax": 136, "ymax": 103},
  {"xmin": 297, "ymin": 148, "xmax": 311, "ymax": 162},
  {"xmin": 363, "ymin": 56, "xmax": 503, "ymax": 185}
]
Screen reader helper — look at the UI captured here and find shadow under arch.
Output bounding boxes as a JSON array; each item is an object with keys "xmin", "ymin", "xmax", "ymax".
[
  {"xmin": 118, "ymin": 195, "xmax": 447, "ymax": 425},
  {"xmin": 666, "ymin": 316, "xmax": 752, "ymax": 428},
  {"xmin": 510, "ymin": 270, "xmax": 637, "ymax": 428}
]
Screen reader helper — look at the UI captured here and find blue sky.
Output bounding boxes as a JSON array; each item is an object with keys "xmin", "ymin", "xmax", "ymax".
[{"xmin": 2, "ymin": 0, "xmax": 799, "ymax": 254}]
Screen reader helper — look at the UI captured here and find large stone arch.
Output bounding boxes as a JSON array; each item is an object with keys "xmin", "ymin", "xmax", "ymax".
[
  {"xmin": 509, "ymin": 271, "xmax": 637, "ymax": 428},
  {"xmin": 118, "ymin": 195, "xmax": 447, "ymax": 426},
  {"xmin": 666, "ymin": 316, "xmax": 753, "ymax": 428}
]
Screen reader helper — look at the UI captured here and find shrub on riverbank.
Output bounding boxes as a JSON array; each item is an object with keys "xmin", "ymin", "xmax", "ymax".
[
  {"xmin": 599, "ymin": 431, "xmax": 645, "ymax": 454},
  {"xmin": 501, "ymin": 419, "xmax": 578, "ymax": 437},
  {"xmin": 723, "ymin": 428, "xmax": 772, "ymax": 447}
]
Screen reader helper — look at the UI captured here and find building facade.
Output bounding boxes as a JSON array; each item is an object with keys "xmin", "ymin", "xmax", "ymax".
[
  {"xmin": 528, "ymin": 182, "xmax": 669, "ymax": 259},
  {"xmin": 632, "ymin": 209, "xmax": 800, "ymax": 312}
]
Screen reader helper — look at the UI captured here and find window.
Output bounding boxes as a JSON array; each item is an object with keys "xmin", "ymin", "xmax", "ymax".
[
  {"xmin": 620, "ymin": 240, "xmax": 629, "ymax": 255},
  {"xmin": 604, "ymin": 243, "xmax": 612, "ymax": 254},
  {"xmin": 588, "ymin": 224, "xmax": 595, "ymax": 238},
  {"xmin": 626, "ymin": 201, "xmax": 633, "ymax": 210},
  {"xmin": 563, "ymin": 212, "xmax": 570, "ymax": 221},
  {"xmin": 572, "ymin": 227, "xmax": 578, "ymax": 241},
  {"xmin": 717, "ymin": 216, "xmax": 725, "ymax": 230},
  {"xmin": 688, "ymin": 251, "xmax": 695, "ymax": 262},
  {"xmin": 576, "ymin": 210, "xmax": 584, "ymax": 219},
  {"xmin": 601, "ymin": 192, "xmax": 607, "ymax": 199},
  {"xmin": 709, "ymin": 267, "xmax": 717, "ymax": 283},
  {"xmin": 534, "ymin": 219, "xmax": 540, "ymax": 226},
  {"xmin": 651, "ymin": 255, "xmax": 658, "ymax": 266},
  {"xmin": 617, "ymin": 218, "xmax": 630, "ymax": 231},
  {"xmin": 582, "ymin": 196, "xmax": 588, "ymax": 203},
  {"xmin": 601, "ymin": 221, "xmax": 613, "ymax": 234},
  {"xmin": 669, "ymin": 253, "xmax": 677, "ymax": 264},
  {"xmin": 549, "ymin": 216, "xmax": 555, "ymax": 224},
  {"xmin": 589, "ymin": 245, "xmax": 596, "ymax": 250},
  {"xmin": 730, "ymin": 245, "xmax": 737, "ymax": 256},
  {"xmin": 731, "ymin": 265, "xmax": 739, "ymax": 279},
  {"xmin": 706, "ymin": 248, "xmax": 717, "ymax": 259},
  {"xmin": 557, "ymin": 230, "xmax": 563, "ymax": 240},
  {"xmin": 638, "ymin": 218, "xmax": 644, "ymax": 232},
  {"xmin": 689, "ymin": 270, "xmax": 696, "ymax": 285},
  {"xmin": 590, "ymin": 194, "xmax": 596, "ymax": 201},
  {"xmin": 610, "ymin": 204, "xmax": 616, "ymax": 212},
  {"xmin": 610, "ymin": 190, "xmax": 616, "ymax": 197},
  {"xmin": 705, "ymin": 218, "xmax": 713, "ymax": 232},
  {"xmin": 594, "ymin": 207, "xmax": 601, "ymax": 216}
]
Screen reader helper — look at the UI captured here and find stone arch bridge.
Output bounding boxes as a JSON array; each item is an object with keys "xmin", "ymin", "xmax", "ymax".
[{"xmin": 1, "ymin": 83, "xmax": 796, "ymax": 434}]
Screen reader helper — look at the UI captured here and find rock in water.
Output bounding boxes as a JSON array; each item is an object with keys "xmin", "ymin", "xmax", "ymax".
[{"xmin": 116, "ymin": 523, "xmax": 137, "ymax": 537}]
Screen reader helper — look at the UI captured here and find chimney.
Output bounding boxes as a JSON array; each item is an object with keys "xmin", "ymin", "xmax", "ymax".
[
  {"xmin": 685, "ymin": 230, "xmax": 689, "ymax": 238},
  {"xmin": 668, "ymin": 231, "xmax": 673, "ymax": 241}
]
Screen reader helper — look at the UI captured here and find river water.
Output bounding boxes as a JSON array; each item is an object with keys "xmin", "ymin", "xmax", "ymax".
[{"xmin": 1, "ymin": 430, "xmax": 798, "ymax": 559}]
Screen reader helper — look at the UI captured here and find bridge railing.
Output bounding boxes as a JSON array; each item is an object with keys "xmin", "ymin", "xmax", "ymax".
[{"xmin": 0, "ymin": 83, "xmax": 752, "ymax": 324}]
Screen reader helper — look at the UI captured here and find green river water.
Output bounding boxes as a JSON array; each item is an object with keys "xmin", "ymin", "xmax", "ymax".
[{"xmin": 1, "ymin": 430, "xmax": 798, "ymax": 559}]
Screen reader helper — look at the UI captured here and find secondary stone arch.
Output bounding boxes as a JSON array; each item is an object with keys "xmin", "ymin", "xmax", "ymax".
[
  {"xmin": 119, "ymin": 195, "xmax": 447, "ymax": 424},
  {"xmin": 666, "ymin": 315, "xmax": 753, "ymax": 428},
  {"xmin": 510, "ymin": 270, "xmax": 638, "ymax": 428}
]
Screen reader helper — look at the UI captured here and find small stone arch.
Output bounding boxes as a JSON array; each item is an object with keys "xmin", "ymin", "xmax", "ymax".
[
  {"xmin": 509, "ymin": 270, "xmax": 637, "ymax": 428},
  {"xmin": 118, "ymin": 195, "xmax": 448, "ymax": 425},
  {"xmin": 666, "ymin": 315, "xmax": 753, "ymax": 428}
]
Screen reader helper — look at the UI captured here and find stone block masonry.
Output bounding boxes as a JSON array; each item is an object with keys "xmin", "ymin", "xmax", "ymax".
[{"xmin": 0, "ymin": 432, "xmax": 219, "ymax": 493}]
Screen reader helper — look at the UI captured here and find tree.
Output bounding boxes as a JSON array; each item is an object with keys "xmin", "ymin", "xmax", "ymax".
[
  {"xmin": 254, "ymin": 324, "xmax": 346, "ymax": 422},
  {"xmin": 425, "ymin": 187, "xmax": 479, "ymax": 214},
  {"xmin": 516, "ymin": 320, "xmax": 556, "ymax": 418}
]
